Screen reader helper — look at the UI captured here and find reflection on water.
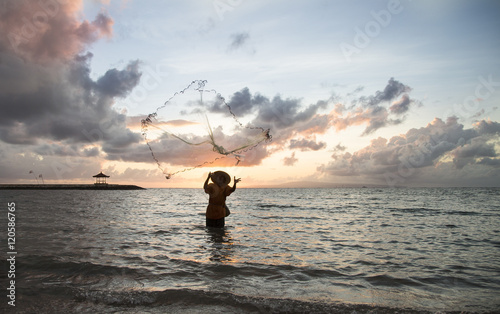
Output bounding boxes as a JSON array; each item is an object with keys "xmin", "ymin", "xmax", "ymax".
[{"xmin": 205, "ymin": 227, "xmax": 234, "ymax": 263}]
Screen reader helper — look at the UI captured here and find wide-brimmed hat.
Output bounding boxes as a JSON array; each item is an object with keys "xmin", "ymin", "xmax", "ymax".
[{"xmin": 212, "ymin": 171, "xmax": 231, "ymax": 186}]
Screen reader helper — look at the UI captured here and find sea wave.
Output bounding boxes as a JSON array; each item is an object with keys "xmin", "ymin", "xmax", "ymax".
[
  {"xmin": 10, "ymin": 285, "xmax": 446, "ymax": 314},
  {"xmin": 8, "ymin": 253, "xmax": 499, "ymax": 313},
  {"xmin": 1, "ymin": 188, "xmax": 499, "ymax": 313}
]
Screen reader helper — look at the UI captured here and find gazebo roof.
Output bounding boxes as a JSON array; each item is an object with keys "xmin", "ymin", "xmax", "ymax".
[{"xmin": 93, "ymin": 171, "xmax": 110, "ymax": 178}]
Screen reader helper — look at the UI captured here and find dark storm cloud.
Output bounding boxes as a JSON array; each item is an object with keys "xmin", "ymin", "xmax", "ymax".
[
  {"xmin": 0, "ymin": 0, "xmax": 142, "ymax": 164},
  {"xmin": 283, "ymin": 152, "xmax": 298, "ymax": 166},
  {"xmin": 0, "ymin": 55, "xmax": 142, "ymax": 147},
  {"xmin": 234, "ymin": 89, "xmax": 269, "ymax": 115},
  {"xmin": 389, "ymin": 94, "xmax": 411, "ymax": 115},
  {"xmin": 451, "ymin": 137, "xmax": 497, "ymax": 169},
  {"xmin": 474, "ymin": 120, "xmax": 500, "ymax": 135},
  {"xmin": 33, "ymin": 142, "xmax": 99, "ymax": 158},
  {"xmin": 289, "ymin": 138, "xmax": 327, "ymax": 151},
  {"xmin": 478, "ymin": 158, "xmax": 500, "ymax": 167},
  {"xmin": 318, "ymin": 117, "xmax": 500, "ymax": 186},
  {"xmin": 334, "ymin": 143, "xmax": 346, "ymax": 152},
  {"xmin": 251, "ymin": 96, "xmax": 328, "ymax": 130},
  {"xmin": 96, "ymin": 60, "xmax": 142, "ymax": 97},
  {"xmin": 228, "ymin": 32, "xmax": 249, "ymax": 50},
  {"xmin": 203, "ymin": 86, "xmax": 331, "ymax": 145},
  {"xmin": 330, "ymin": 78, "xmax": 417, "ymax": 135},
  {"xmin": 359, "ymin": 77, "xmax": 411, "ymax": 107},
  {"xmin": 206, "ymin": 87, "xmax": 266, "ymax": 116}
]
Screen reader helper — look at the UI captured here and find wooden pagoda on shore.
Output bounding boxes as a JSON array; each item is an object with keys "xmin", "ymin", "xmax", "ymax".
[{"xmin": 93, "ymin": 172, "xmax": 110, "ymax": 185}]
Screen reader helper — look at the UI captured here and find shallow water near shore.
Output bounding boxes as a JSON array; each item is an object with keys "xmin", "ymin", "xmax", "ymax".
[{"xmin": 1, "ymin": 187, "xmax": 499, "ymax": 313}]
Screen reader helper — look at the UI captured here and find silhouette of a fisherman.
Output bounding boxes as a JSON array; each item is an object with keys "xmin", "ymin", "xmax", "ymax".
[{"xmin": 203, "ymin": 171, "xmax": 240, "ymax": 228}]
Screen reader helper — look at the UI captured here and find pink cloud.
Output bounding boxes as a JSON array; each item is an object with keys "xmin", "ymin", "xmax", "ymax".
[{"xmin": 0, "ymin": 0, "xmax": 113, "ymax": 62}]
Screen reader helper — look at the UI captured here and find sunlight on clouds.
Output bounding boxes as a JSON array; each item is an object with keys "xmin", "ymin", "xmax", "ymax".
[{"xmin": 1, "ymin": 0, "xmax": 499, "ymax": 187}]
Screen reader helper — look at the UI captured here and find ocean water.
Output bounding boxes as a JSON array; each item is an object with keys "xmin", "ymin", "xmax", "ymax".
[{"xmin": 0, "ymin": 187, "xmax": 499, "ymax": 313}]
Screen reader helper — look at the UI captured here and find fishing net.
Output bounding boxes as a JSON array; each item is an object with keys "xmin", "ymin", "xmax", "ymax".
[{"xmin": 141, "ymin": 80, "xmax": 272, "ymax": 179}]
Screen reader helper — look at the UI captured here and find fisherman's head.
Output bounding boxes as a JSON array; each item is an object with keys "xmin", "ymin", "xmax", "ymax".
[{"xmin": 212, "ymin": 171, "xmax": 230, "ymax": 187}]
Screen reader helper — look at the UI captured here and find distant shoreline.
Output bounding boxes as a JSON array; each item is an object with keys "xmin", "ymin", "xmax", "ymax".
[{"xmin": 0, "ymin": 184, "xmax": 145, "ymax": 190}]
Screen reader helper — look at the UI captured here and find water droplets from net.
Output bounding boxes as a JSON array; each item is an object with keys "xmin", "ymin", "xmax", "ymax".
[{"xmin": 141, "ymin": 80, "xmax": 272, "ymax": 180}]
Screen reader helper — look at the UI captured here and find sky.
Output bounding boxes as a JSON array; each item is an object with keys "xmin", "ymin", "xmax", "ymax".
[{"xmin": 1, "ymin": 0, "xmax": 500, "ymax": 188}]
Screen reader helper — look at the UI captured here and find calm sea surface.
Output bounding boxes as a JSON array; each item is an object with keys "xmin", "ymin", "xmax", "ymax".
[{"xmin": 0, "ymin": 188, "xmax": 499, "ymax": 313}]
